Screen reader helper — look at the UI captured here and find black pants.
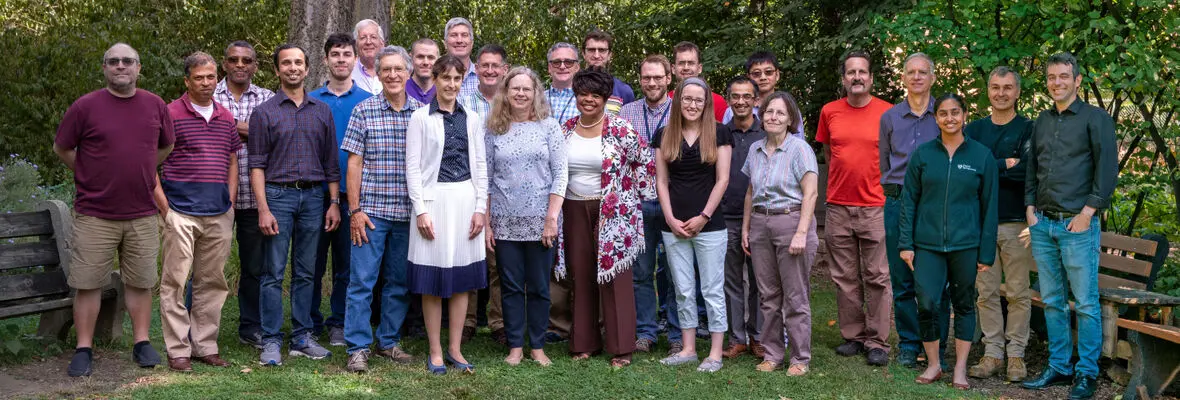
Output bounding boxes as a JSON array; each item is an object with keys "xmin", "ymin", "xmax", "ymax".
[
  {"xmin": 914, "ymin": 248, "xmax": 979, "ymax": 342},
  {"xmin": 496, "ymin": 240, "xmax": 553, "ymax": 349},
  {"xmin": 235, "ymin": 208, "xmax": 265, "ymax": 338}
]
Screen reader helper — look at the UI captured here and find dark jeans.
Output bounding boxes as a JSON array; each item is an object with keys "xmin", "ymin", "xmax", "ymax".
[
  {"xmin": 496, "ymin": 240, "xmax": 553, "ymax": 349},
  {"xmin": 636, "ymin": 200, "xmax": 680, "ymax": 342},
  {"xmin": 345, "ymin": 217, "xmax": 410, "ymax": 353},
  {"xmin": 235, "ymin": 208, "xmax": 265, "ymax": 339},
  {"xmin": 313, "ymin": 191, "xmax": 350, "ymax": 333},
  {"xmin": 885, "ymin": 196, "xmax": 950, "ymax": 353},
  {"xmin": 913, "ymin": 248, "xmax": 978, "ymax": 342},
  {"xmin": 260, "ymin": 184, "xmax": 324, "ymax": 344}
]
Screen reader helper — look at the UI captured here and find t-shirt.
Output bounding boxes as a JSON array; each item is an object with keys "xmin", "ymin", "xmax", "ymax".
[
  {"xmin": 651, "ymin": 123, "xmax": 733, "ymax": 232},
  {"xmin": 162, "ymin": 94, "xmax": 242, "ymax": 216},
  {"xmin": 192, "ymin": 102, "xmax": 214, "ymax": 122},
  {"xmin": 816, "ymin": 96, "xmax": 892, "ymax": 207},
  {"xmin": 55, "ymin": 89, "xmax": 176, "ymax": 220},
  {"xmin": 566, "ymin": 133, "xmax": 603, "ymax": 199}
]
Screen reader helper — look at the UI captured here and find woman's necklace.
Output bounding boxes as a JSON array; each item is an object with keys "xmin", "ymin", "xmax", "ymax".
[{"xmin": 577, "ymin": 113, "xmax": 606, "ymax": 129}]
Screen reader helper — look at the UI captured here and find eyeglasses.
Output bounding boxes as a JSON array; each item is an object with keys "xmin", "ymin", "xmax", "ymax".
[
  {"xmin": 585, "ymin": 47, "xmax": 609, "ymax": 55},
  {"xmin": 675, "ymin": 60, "xmax": 699, "ymax": 68},
  {"xmin": 478, "ymin": 62, "xmax": 505, "ymax": 70},
  {"xmin": 682, "ymin": 97, "xmax": 706, "ymax": 106},
  {"xmin": 639, "ymin": 75, "xmax": 666, "ymax": 83},
  {"xmin": 226, "ymin": 56, "xmax": 255, "ymax": 65},
  {"xmin": 548, "ymin": 59, "xmax": 577, "ymax": 68},
  {"xmin": 749, "ymin": 69, "xmax": 777, "ymax": 79},
  {"xmin": 104, "ymin": 57, "xmax": 138, "ymax": 67},
  {"xmin": 728, "ymin": 94, "xmax": 756, "ymax": 101}
]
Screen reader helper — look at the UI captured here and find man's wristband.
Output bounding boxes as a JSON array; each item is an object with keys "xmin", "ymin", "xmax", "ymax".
[{"xmin": 349, "ymin": 208, "xmax": 363, "ymax": 216}]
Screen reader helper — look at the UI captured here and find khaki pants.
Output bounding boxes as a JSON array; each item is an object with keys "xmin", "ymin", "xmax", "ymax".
[
  {"xmin": 975, "ymin": 221, "xmax": 1033, "ymax": 358},
  {"xmin": 159, "ymin": 210, "xmax": 234, "ymax": 358},
  {"xmin": 823, "ymin": 204, "xmax": 892, "ymax": 350},
  {"xmin": 465, "ymin": 255, "xmax": 504, "ymax": 331}
]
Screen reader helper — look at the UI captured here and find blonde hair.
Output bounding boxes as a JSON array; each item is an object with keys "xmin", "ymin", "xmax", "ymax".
[
  {"xmin": 487, "ymin": 66, "xmax": 550, "ymax": 134},
  {"xmin": 662, "ymin": 78, "xmax": 718, "ymax": 164}
]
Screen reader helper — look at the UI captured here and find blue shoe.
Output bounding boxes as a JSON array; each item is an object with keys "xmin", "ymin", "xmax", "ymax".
[
  {"xmin": 444, "ymin": 352, "xmax": 475, "ymax": 373},
  {"xmin": 426, "ymin": 357, "xmax": 447, "ymax": 375}
]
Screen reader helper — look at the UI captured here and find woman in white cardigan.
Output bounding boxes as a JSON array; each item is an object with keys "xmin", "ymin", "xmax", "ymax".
[{"xmin": 405, "ymin": 55, "xmax": 489, "ymax": 375}]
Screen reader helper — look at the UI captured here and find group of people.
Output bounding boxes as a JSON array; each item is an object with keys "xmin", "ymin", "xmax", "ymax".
[{"xmin": 52, "ymin": 15, "xmax": 1116, "ymax": 400}]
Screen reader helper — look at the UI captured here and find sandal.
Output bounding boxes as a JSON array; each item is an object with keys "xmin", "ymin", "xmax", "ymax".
[
  {"xmin": 504, "ymin": 354, "xmax": 523, "ymax": 366},
  {"xmin": 571, "ymin": 352, "xmax": 592, "ymax": 361},
  {"xmin": 755, "ymin": 360, "xmax": 782, "ymax": 372},
  {"xmin": 610, "ymin": 357, "xmax": 631, "ymax": 368},
  {"xmin": 786, "ymin": 363, "xmax": 809, "ymax": 376},
  {"xmin": 915, "ymin": 371, "xmax": 943, "ymax": 384}
]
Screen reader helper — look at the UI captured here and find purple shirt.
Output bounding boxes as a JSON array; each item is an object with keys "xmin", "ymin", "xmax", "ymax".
[
  {"xmin": 407, "ymin": 78, "xmax": 436, "ymax": 104},
  {"xmin": 879, "ymin": 97, "xmax": 938, "ymax": 186},
  {"xmin": 55, "ymin": 89, "xmax": 176, "ymax": 220},
  {"xmin": 247, "ymin": 91, "xmax": 341, "ymax": 184},
  {"xmin": 162, "ymin": 93, "xmax": 242, "ymax": 216}
]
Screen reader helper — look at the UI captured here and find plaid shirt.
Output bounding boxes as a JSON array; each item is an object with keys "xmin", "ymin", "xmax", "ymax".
[
  {"xmin": 213, "ymin": 79, "xmax": 274, "ymax": 209},
  {"xmin": 459, "ymin": 63, "xmax": 480, "ymax": 100},
  {"xmin": 340, "ymin": 95, "xmax": 425, "ymax": 222},
  {"xmin": 247, "ymin": 91, "xmax": 341, "ymax": 184},
  {"xmin": 459, "ymin": 90, "xmax": 490, "ymax": 120},
  {"xmin": 546, "ymin": 86, "xmax": 577, "ymax": 126}
]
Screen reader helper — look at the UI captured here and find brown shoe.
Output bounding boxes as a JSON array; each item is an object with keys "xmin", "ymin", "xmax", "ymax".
[
  {"xmin": 750, "ymin": 341, "xmax": 766, "ymax": 359},
  {"xmin": 490, "ymin": 328, "xmax": 507, "ymax": 346},
  {"xmin": 721, "ymin": 343, "xmax": 748, "ymax": 359},
  {"xmin": 755, "ymin": 360, "xmax": 782, "ymax": 372},
  {"xmin": 193, "ymin": 354, "xmax": 230, "ymax": 367},
  {"xmin": 968, "ymin": 356, "xmax": 1003, "ymax": 379},
  {"xmin": 1006, "ymin": 357, "xmax": 1027, "ymax": 382},
  {"xmin": 375, "ymin": 346, "xmax": 414, "ymax": 364},
  {"xmin": 168, "ymin": 357, "xmax": 193, "ymax": 372},
  {"xmin": 461, "ymin": 326, "xmax": 477, "ymax": 344}
]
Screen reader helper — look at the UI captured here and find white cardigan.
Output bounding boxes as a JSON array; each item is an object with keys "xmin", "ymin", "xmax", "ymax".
[{"xmin": 405, "ymin": 105, "xmax": 489, "ymax": 216}]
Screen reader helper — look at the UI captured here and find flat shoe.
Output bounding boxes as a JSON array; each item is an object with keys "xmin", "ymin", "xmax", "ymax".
[
  {"xmin": 444, "ymin": 352, "xmax": 475, "ymax": 373},
  {"xmin": 660, "ymin": 353, "xmax": 699, "ymax": 366},
  {"xmin": 953, "ymin": 381, "xmax": 970, "ymax": 390},
  {"xmin": 426, "ymin": 357, "xmax": 447, "ymax": 375},
  {"xmin": 915, "ymin": 371, "xmax": 943, "ymax": 384}
]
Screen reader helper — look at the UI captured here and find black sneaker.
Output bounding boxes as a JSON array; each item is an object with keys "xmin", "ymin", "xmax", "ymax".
[
  {"xmin": 543, "ymin": 331, "xmax": 567, "ymax": 343},
  {"xmin": 835, "ymin": 341, "xmax": 865, "ymax": 356},
  {"xmin": 897, "ymin": 348, "xmax": 919, "ymax": 368},
  {"xmin": 866, "ymin": 348, "xmax": 889, "ymax": 366},
  {"xmin": 67, "ymin": 349, "xmax": 93, "ymax": 377},
  {"xmin": 132, "ymin": 341, "xmax": 161, "ymax": 368},
  {"xmin": 239, "ymin": 332, "xmax": 264, "ymax": 349}
]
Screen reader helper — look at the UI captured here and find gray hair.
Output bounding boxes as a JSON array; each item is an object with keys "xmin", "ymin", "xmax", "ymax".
[
  {"xmin": 1046, "ymin": 52, "xmax": 1081, "ymax": 77},
  {"xmin": 102, "ymin": 42, "xmax": 139, "ymax": 64},
  {"xmin": 183, "ymin": 51, "xmax": 216, "ymax": 76},
  {"xmin": 375, "ymin": 45, "xmax": 413, "ymax": 75},
  {"xmin": 547, "ymin": 42, "xmax": 580, "ymax": 61},
  {"xmin": 444, "ymin": 17, "xmax": 473, "ymax": 38},
  {"xmin": 989, "ymin": 66, "xmax": 1021, "ymax": 87},
  {"xmin": 903, "ymin": 52, "xmax": 935, "ymax": 73},
  {"xmin": 353, "ymin": 19, "xmax": 385, "ymax": 41}
]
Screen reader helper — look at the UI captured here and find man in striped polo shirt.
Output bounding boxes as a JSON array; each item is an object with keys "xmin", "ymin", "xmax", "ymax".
[{"xmin": 153, "ymin": 51, "xmax": 241, "ymax": 372}]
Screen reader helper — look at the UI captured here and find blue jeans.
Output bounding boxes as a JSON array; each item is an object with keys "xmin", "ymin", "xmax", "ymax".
[
  {"xmin": 235, "ymin": 209, "xmax": 265, "ymax": 339},
  {"xmin": 497, "ymin": 240, "xmax": 553, "ymax": 349},
  {"xmin": 635, "ymin": 200, "xmax": 681, "ymax": 342},
  {"xmin": 1029, "ymin": 213, "xmax": 1101, "ymax": 378},
  {"xmin": 345, "ymin": 217, "xmax": 411, "ymax": 353},
  {"xmin": 313, "ymin": 191, "xmax": 350, "ymax": 333},
  {"xmin": 885, "ymin": 196, "xmax": 949, "ymax": 353},
  {"xmin": 260, "ymin": 185, "xmax": 324, "ymax": 344}
]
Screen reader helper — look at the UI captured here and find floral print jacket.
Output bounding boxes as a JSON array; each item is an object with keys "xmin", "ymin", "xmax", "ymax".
[{"xmin": 556, "ymin": 114, "xmax": 656, "ymax": 283}]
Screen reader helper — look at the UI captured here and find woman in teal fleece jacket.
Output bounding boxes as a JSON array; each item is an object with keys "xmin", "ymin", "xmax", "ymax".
[{"xmin": 898, "ymin": 93, "xmax": 998, "ymax": 390}]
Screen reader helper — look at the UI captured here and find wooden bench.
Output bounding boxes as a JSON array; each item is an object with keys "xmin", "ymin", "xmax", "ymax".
[{"xmin": 0, "ymin": 200, "xmax": 123, "ymax": 341}]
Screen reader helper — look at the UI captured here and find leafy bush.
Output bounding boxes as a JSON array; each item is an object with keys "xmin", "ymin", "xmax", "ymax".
[{"xmin": 0, "ymin": 156, "xmax": 73, "ymax": 214}]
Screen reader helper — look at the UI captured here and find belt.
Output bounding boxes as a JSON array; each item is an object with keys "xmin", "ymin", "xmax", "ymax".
[
  {"xmin": 1041, "ymin": 210, "xmax": 1078, "ymax": 221},
  {"xmin": 752, "ymin": 205, "xmax": 801, "ymax": 215},
  {"xmin": 268, "ymin": 180, "xmax": 321, "ymax": 189},
  {"xmin": 883, "ymin": 184, "xmax": 902, "ymax": 198}
]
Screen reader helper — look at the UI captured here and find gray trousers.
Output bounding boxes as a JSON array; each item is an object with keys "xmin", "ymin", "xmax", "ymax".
[{"xmin": 724, "ymin": 219, "xmax": 761, "ymax": 344}]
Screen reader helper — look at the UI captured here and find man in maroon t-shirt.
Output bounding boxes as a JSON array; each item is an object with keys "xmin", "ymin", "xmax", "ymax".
[{"xmin": 53, "ymin": 43, "xmax": 175, "ymax": 377}]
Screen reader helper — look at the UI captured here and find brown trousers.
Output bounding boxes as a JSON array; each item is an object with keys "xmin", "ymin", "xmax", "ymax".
[
  {"xmin": 564, "ymin": 199, "xmax": 636, "ymax": 357},
  {"xmin": 750, "ymin": 211, "xmax": 817, "ymax": 365},
  {"xmin": 160, "ymin": 210, "xmax": 234, "ymax": 358},
  {"xmin": 824, "ymin": 204, "xmax": 892, "ymax": 351},
  {"xmin": 465, "ymin": 255, "xmax": 504, "ymax": 331}
]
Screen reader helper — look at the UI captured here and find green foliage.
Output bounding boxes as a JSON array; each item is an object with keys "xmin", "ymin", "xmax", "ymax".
[{"xmin": 0, "ymin": 156, "xmax": 73, "ymax": 213}]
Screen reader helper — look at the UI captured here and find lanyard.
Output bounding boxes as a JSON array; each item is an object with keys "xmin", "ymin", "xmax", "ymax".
[{"xmin": 643, "ymin": 102, "xmax": 670, "ymax": 139}]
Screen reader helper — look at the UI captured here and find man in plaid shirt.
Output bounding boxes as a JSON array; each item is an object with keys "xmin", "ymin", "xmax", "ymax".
[
  {"xmin": 212, "ymin": 40, "xmax": 274, "ymax": 350},
  {"xmin": 339, "ymin": 45, "xmax": 426, "ymax": 373},
  {"xmin": 545, "ymin": 42, "xmax": 580, "ymax": 127}
]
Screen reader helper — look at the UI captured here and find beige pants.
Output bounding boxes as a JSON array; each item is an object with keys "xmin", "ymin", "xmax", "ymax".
[
  {"xmin": 975, "ymin": 221, "xmax": 1033, "ymax": 358},
  {"xmin": 465, "ymin": 255, "xmax": 504, "ymax": 330},
  {"xmin": 159, "ymin": 210, "xmax": 234, "ymax": 358}
]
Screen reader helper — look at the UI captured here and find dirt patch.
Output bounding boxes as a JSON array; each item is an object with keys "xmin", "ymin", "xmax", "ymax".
[{"xmin": 0, "ymin": 347, "xmax": 158, "ymax": 399}]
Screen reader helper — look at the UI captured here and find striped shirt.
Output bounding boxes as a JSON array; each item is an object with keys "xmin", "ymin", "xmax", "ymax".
[
  {"xmin": 162, "ymin": 93, "xmax": 242, "ymax": 216},
  {"xmin": 458, "ymin": 90, "xmax": 490, "ymax": 121},
  {"xmin": 459, "ymin": 62, "xmax": 480, "ymax": 100},
  {"xmin": 741, "ymin": 136, "xmax": 818, "ymax": 209},
  {"xmin": 546, "ymin": 86, "xmax": 577, "ymax": 126},
  {"xmin": 340, "ymin": 95, "xmax": 425, "ymax": 222},
  {"xmin": 247, "ymin": 90, "xmax": 341, "ymax": 184},
  {"xmin": 213, "ymin": 79, "xmax": 274, "ymax": 210}
]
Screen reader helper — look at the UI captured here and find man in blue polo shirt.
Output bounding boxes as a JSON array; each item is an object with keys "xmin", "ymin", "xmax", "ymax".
[{"xmin": 309, "ymin": 32, "xmax": 372, "ymax": 347}]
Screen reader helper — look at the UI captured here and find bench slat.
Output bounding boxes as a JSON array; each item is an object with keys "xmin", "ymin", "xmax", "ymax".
[
  {"xmin": 0, "ymin": 211, "xmax": 54, "ymax": 239},
  {"xmin": 0, "ymin": 297, "xmax": 73, "ymax": 319},
  {"xmin": 1099, "ymin": 274, "xmax": 1147, "ymax": 291},
  {"xmin": 0, "ymin": 241, "xmax": 61, "ymax": 271},
  {"xmin": 1116, "ymin": 318, "xmax": 1180, "ymax": 343},
  {"xmin": 1101, "ymin": 232, "xmax": 1159, "ymax": 255},
  {"xmin": 0, "ymin": 271, "xmax": 69, "ymax": 303},
  {"xmin": 1098, "ymin": 252, "xmax": 1155, "ymax": 278}
]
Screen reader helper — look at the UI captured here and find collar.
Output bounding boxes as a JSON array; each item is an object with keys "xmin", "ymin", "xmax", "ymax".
[
  {"xmin": 466, "ymin": 62, "xmax": 478, "ymax": 78},
  {"xmin": 726, "ymin": 117, "xmax": 762, "ymax": 133},
  {"xmin": 755, "ymin": 135, "xmax": 793, "ymax": 153},
  {"xmin": 379, "ymin": 93, "xmax": 420, "ymax": 112},
  {"xmin": 644, "ymin": 97, "xmax": 671, "ymax": 112},
  {"xmin": 430, "ymin": 98, "xmax": 466, "ymax": 115},
  {"xmin": 316, "ymin": 80, "xmax": 361, "ymax": 97},
  {"xmin": 177, "ymin": 92, "xmax": 227, "ymax": 120},
  {"xmin": 548, "ymin": 86, "xmax": 573, "ymax": 95},
  {"xmin": 274, "ymin": 89, "xmax": 319, "ymax": 107},
  {"xmin": 1051, "ymin": 97, "xmax": 1085, "ymax": 116},
  {"xmin": 215, "ymin": 79, "xmax": 263, "ymax": 97},
  {"xmin": 904, "ymin": 95, "xmax": 935, "ymax": 118}
]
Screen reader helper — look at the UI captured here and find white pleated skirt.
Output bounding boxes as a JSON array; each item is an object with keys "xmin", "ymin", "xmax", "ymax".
[{"xmin": 407, "ymin": 180, "xmax": 488, "ymax": 297}]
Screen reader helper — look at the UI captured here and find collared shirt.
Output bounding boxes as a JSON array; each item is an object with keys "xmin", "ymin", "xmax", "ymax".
[
  {"xmin": 162, "ymin": 93, "xmax": 241, "ymax": 216},
  {"xmin": 429, "ymin": 99, "xmax": 472, "ymax": 182},
  {"xmin": 605, "ymin": 77, "xmax": 635, "ymax": 115},
  {"xmin": 618, "ymin": 97, "xmax": 671, "ymax": 143},
  {"xmin": 485, "ymin": 118, "xmax": 568, "ymax": 241},
  {"xmin": 742, "ymin": 136, "xmax": 818, "ymax": 209},
  {"xmin": 546, "ymin": 86, "xmax": 577, "ymax": 126},
  {"xmin": 310, "ymin": 81, "xmax": 373, "ymax": 190},
  {"xmin": 214, "ymin": 79, "xmax": 274, "ymax": 209},
  {"xmin": 458, "ymin": 62, "xmax": 480, "ymax": 99},
  {"xmin": 340, "ymin": 94, "xmax": 425, "ymax": 222},
  {"xmin": 1025, "ymin": 98, "xmax": 1118, "ymax": 213},
  {"xmin": 351, "ymin": 62, "xmax": 382, "ymax": 95},
  {"xmin": 247, "ymin": 90, "xmax": 341, "ymax": 184},
  {"xmin": 407, "ymin": 78, "xmax": 436, "ymax": 104},
  {"xmin": 722, "ymin": 118, "xmax": 766, "ymax": 218},
  {"xmin": 720, "ymin": 108, "xmax": 805, "ymax": 141},
  {"xmin": 879, "ymin": 97, "xmax": 938, "ymax": 186},
  {"xmin": 458, "ymin": 90, "xmax": 491, "ymax": 119}
]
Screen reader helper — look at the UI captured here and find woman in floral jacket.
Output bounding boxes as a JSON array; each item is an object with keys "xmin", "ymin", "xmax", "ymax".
[{"xmin": 556, "ymin": 68, "xmax": 655, "ymax": 367}]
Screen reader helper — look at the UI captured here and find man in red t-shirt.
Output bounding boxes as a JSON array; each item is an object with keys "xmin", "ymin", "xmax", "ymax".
[
  {"xmin": 53, "ymin": 43, "xmax": 176, "ymax": 377},
  {"xmin": 670, "ymin": 41, "xmax": 729, "ymax": 122},
  {"xmin": 814, "ymin": 51, "xmax": 894, "ymax": 367}
]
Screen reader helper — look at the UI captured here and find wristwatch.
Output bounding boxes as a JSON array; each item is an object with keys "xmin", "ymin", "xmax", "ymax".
[{"xmin": 349, "ymin": 207, "xmax": 363, "ymax": 216}]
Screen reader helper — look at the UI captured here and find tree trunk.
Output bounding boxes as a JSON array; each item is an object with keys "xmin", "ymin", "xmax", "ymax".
[{"xmin": 287, "ymin": 0, "xmax": 390, "ymax": 91}]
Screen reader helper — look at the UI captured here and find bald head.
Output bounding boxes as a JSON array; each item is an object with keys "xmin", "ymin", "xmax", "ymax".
[
  {"xmin": 102, "ymin": 42, "xmax": 141, "ymax": 96},
  {"xmin": 103, "ymin": 43, "xmax": 139, "ymax": 64}
]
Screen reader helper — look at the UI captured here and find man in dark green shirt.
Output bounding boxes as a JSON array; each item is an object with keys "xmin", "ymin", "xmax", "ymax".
[
  {"xmin": 964, "ymin": 67, "xmax": 1034, "ymax": 383},
  {"xmin": 1019, "ymin": 52, "xmax": 1117, "ymax": 400}
]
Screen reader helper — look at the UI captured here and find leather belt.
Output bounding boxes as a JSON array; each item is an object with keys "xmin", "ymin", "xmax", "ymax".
[
  {"xmin": 1041, "ymin": 210, "xmax": 1078, "ymax": 221},
  {"xmin": 752, "ymin": 205, "xmax": 801, "ymax": 215},
  {"xmin": 268, "ymin": 181, "xmax": 321, "ymax": 189},
  {"xmin": 883, "ymin": 184, "xmax": 902, "ymax": 198}
]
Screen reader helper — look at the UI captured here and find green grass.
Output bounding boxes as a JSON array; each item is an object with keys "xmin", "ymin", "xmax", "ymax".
[{"xmin": 3, "ymin": 287, "xmax": 990, "ymax": 399}]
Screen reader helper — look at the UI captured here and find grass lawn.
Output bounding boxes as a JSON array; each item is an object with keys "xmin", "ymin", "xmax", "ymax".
[{"xmin": 2, "ymin": 284, "xmax": 992, "ymax": 399}]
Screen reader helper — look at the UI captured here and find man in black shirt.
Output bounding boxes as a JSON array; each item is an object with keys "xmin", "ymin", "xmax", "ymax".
[
  {"xmin": 1019, "ymin": 52, "xmax": 1117, "ymax": 400},
  {"xmin": 964, "ymin": 66, "xmax": 1033, "ymax": 383}
]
